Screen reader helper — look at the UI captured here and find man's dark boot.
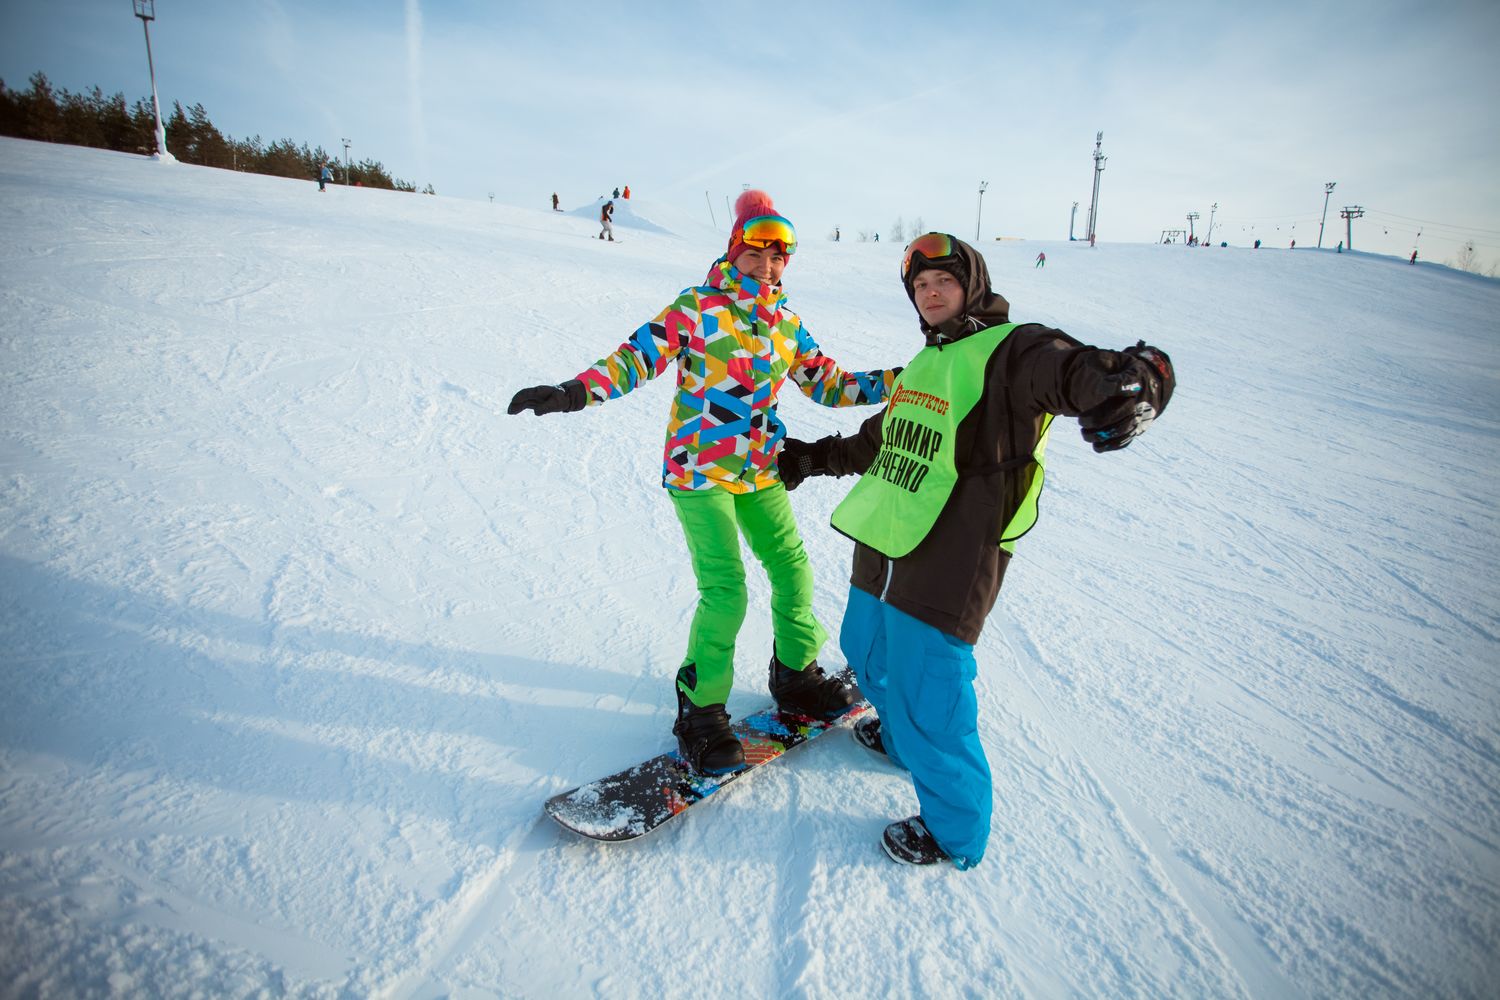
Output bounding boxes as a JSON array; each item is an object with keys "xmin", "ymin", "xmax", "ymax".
[
  {"xmin": 672, "ymin": 687, "xmax": 744, "ymax": 775},
  {"xmin": 768, "ymin": 653, "xmax": 862, "ymax": 721}
]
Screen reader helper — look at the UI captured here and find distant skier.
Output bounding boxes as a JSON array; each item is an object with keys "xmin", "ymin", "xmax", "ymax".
[
  {"xmin": 318, "ymin": 161, "xmax": 333, "ymax": 192},
  {"xmin": 1410, "ymin": 249, "xmax": 1418, "ymax": 264},
  {"xmin": 507, "ymin": 190, "xmax": 899, "ymax": 774},
  {"xmin": 623, "ymin": 184, "xmax": 631, "ymax": 199},
  {"xmin": 834, "ymin": 227, "xmax": 841, "ymax": 242},
  {"xmin": 1337, "ymin": 241, "xmax": 1343, "ymax": 253},
  {"xmin": 552, "ymin": 192, "xmax": 560, "ymax": 211},
  {"xmin": 612, "ymin": 187, "xmax": 620, "ymax": 199},
  {"xmin": 599, "ymin": 200, "xmax": 615, "ymax": 242},
  {"xmin": 1290, "ymin": 239, "xmax": 1296, "ymax": 249},
  {"xmin": 779, "ymin": 233, "xmax": 1174, "ymax": 868},
  {"xmin": 1034, "ymin": 251, "xmax": 1046, "ymax": 268}
]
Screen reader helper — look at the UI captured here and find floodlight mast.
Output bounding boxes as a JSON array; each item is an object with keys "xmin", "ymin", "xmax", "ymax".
[
  {"xmin": 133, "ymin": 1, "xmax": 170, "ymax": 159},
  {"xmin": 976, "ymin": 181, "xmax": 988, "ymax": 242},
  {"xmin": 1085, "ymin": 132, "xmax": 1106, "ymax": 245},
  {"xmin": 1318, "ymin": 182, "xmax": 1336, "ymax": 248}
]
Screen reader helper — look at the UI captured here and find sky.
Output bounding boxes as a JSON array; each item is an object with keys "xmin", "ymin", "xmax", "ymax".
[{"xmin": 3, "ymin": 0, "xmax": 1499, "ymax": 267}]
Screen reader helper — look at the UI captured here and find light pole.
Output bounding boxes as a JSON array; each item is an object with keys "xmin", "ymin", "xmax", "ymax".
[
  {"xmin": 1069, "ymin": 201, "xmax": 1078, "ymax": 241},
  {"xmin": 132, "ymin": 1, "xmax": 171, "ymax": 160},
  {"xmin": 1205, "ymin": 202, "xmax": 1218, "ymax": 244},
  {"xmin": 976, "ymin": 181, "xmax": 988, "ymax": 242},
  {"xmin": 1318, "ymin": 182, "xmax": 1336, "ymax": 248},
  {"xmin": 341, "ymin": 138, "xmax": 351, "ymax": 185},
  {"xmin": 1085, "ymin": 131, "xmax": 1106, "ymax": 246}
]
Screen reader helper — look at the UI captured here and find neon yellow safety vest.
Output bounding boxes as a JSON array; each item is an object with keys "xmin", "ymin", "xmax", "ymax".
[{"xmin": 831, "ymin": 323, "xmax": 1053, "ymax": 558}]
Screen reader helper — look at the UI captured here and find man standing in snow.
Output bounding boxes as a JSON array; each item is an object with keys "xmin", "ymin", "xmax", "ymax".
[
  {"xmin": 599, "ymin": 200, "xmax": 615, "ymax": 242},
  {"xmin": 552, "ymin": 192, "xmax": 560, "ymax": 211},
  {"xmin": 779, "ymin": 233, "xmax": 1174, "ymax": 868}
]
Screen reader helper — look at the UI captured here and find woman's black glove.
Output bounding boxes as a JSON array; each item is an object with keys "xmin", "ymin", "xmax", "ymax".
[
  {"xmin": 778, "ymin": 435, "xmax": 838, "ymax": 491},
  {"xmin": 507, "ymin": 379, "xmax": 588, "ymax": 416},
  {"xmin": 1077, "ymin": 343, "xmax": 1174, "ymax": 452}
]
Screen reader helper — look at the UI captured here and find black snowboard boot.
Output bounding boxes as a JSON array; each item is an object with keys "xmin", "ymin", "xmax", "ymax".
[
  {"xmin": 672, "ymin": 687, "xmax": 745, "ymax": 775},
  {"xmin": 882, "ymin": 816, "xmax": 951, "ymax": 866},
  {"xmin": 853, "ymin": 714, "xmax": 887, "ymax": 756},
  {"xmin": 768, "ymin": 653, "xmax": 862, "ymax": 721}
]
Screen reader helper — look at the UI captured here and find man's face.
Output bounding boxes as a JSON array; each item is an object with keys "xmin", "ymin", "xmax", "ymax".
[
  {"xmin": 911, "ymin": 268, "xmax": 965, "ymax": 327},
  {"xmin": 734, "ymin": 246, "xmax": 788, "ymax": 285}
]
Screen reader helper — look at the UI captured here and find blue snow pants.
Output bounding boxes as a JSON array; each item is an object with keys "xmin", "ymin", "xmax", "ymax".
[{"xmin": 840, "ymin": 586, "xmax": 990, "ymax": 869}]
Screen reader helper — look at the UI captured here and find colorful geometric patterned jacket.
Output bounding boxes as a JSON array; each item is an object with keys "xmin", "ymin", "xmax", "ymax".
[{"xmin": 576, "ymin": 260, "xmax": 898, "ymax": 493}]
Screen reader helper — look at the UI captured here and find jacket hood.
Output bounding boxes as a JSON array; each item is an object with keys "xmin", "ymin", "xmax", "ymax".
[{"xmin": 904, "ymin": 235, "xmax": 1010, "ymax": 346}]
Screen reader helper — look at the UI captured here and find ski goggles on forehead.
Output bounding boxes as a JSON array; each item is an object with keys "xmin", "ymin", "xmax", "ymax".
[
  {"xmin": 901, "ymin": 233, "xmax": 958, "ymax": 278},
  {"xmin": 738, "ymin": 214, "xmax": 797, "ymax": 254}
]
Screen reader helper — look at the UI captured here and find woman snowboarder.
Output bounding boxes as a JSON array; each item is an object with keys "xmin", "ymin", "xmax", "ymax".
[{"xmin": 508, "ymin": 190, "xmax": 898, "ymax": 773}]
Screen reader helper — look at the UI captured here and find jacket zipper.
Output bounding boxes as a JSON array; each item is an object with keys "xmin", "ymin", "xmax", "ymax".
[{"xmin": 879, "ymin": 557, "xmax": 894, "ymax": 602}]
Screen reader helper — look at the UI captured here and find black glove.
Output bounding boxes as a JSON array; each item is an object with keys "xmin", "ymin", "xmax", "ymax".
[
  {"xmin": 778, "ymin": 435, "xmax": 837, "ymax": 491},
  {"xmin": 1077, "ymin": 342, "xmax": 1174, "ymax": 453},
  {"xmin": 507, "ymin": 379, "xmax": 588, "ymax": 416}
]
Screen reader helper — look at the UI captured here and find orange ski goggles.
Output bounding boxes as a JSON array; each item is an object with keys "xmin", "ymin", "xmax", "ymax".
[
  {"xmin": 901, "ymin": 232, "xmax": 959, "ymax": 279},
  {"xmin": 737, "ymin": 214, "xmax": 798, "ymax": 255}
]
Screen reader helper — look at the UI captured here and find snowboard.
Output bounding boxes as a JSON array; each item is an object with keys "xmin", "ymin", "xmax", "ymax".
[{"xmin": 544, "ymin": 697, "xmax": 872, "ymax": 842}]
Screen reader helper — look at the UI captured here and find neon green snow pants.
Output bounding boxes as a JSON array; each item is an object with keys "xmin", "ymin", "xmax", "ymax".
[{"xmin": 669, "ymin": 483, "xmax": 829, "ymax": 707}]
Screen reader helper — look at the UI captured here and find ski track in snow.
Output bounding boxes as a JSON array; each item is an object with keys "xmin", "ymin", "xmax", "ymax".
[{"xmin": 2, "ymin": 138, "xmax": 1499, "ymax": 997}]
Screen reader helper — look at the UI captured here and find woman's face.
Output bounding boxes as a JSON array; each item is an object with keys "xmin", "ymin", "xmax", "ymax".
[{"xmin": 734, "ymin": 245, "xmax": 788, "ymax": 285}]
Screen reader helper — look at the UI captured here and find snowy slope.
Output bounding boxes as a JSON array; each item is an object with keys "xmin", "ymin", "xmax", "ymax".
[{"xmin": 1, "ymin": 137, "xmax": 1497, "ymax": 998}]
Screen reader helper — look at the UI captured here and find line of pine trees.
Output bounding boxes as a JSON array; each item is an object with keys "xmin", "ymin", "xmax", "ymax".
[{"xmin": 0, "ymin": 72, "xmax": 430, "ymax": 194}]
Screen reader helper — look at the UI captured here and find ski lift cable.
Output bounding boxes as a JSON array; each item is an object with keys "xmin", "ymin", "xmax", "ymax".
[{"xmin": 1363, "ymin": 208, "xmax": 1500, "ymax": 238}]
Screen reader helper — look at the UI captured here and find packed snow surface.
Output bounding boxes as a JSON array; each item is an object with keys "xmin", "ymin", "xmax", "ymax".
[{"xmin": 1, "ymin": 138, "xmax": 1498, "ymax": 998}]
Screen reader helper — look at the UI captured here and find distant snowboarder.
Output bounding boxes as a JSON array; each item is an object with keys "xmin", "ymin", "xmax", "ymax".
[
  {"xmin": 552, "ymin": 192, "xmax": 560, "ymax": 211},
  {"xmin": 318, "ymin": 162, "xmax": 333, "ymax": 192},
  {"xmin": 599, "ymin": 200, "xmax": 615, "ymax": 242},
  {"xmin": 1034, "ymin": 251, "xmax": 1046, "ymax": 268}
]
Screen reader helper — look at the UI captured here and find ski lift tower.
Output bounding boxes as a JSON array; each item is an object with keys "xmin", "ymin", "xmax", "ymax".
[
  {"xmin": 1084, "ymin": 132, "xmax": 1106, "ymax": 245},
  {"xmin": 132, "ymin": 1, "xmax": 172, "ymax": 160},
  {"xmin": 1340, "ymin": 205, "xmax": 1365, "ymax": 250}
]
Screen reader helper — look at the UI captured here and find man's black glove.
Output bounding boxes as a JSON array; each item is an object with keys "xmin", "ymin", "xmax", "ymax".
[
  {"xmin": 1077, "ymin": 342, "xmax": 1174, "ymax": 452},
  {"xmin": 507, "ymin": 379, "xmax": 588, "ymax": 416},
  {"xmin": 778, "ymin": 435, "xmax": 837, "ymax": 491}
]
